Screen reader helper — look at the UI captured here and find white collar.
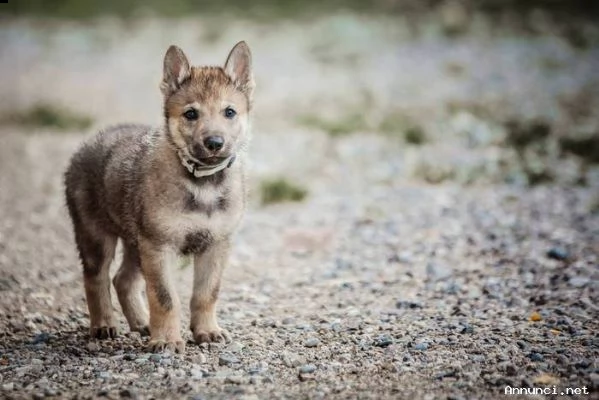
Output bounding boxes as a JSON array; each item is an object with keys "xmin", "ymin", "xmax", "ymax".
[{"xmin": 178, "ymin": 150, "xmax": 236, "ymax": 178}]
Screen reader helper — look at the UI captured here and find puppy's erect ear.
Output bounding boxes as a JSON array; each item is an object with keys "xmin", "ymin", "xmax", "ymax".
[
  {"xmin": 161, "ymin": 45, "xmax": 191, "ymax": 96},
  {"xmin": 224, "ymin": 41, "xmax": 254, "ymax": 97}
]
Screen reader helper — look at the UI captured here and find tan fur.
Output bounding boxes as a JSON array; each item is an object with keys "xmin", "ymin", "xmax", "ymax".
[{"xmin": 64, "ymin": 42, "xmax": 254, "ymax": 353}]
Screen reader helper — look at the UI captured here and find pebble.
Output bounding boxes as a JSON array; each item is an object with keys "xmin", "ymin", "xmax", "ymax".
[
  {"xmin": 281, "ymin": 351, "xmax": 305, "ymax": 368},
  {"xmin": 2, "ymin": 383, "xmax": 14, "ymax": 391},
  {"xmin": 149, "ymin": 354, "xmax": 162, "ymax": 363},
  {"xmin": 31, "ymin": 332, "xmax": 50, "ymax": 345},
  {"xmin": 528, "ymin": 352, "xmax": 544, "ymax": 362},
  {"xmin": 568, "ymin": 276, "xmax": 589, "ymax": 288},
  {"xmin": 304, "ymin": 338, "xmax": 320, "ymax": 348},
  {"xmin": 546, "ymin": 247, "xmax": 568, "ymax": 261},
  {"xmin": 426, "ymin": 262, "xmax": 453, "ymax": 281},
  {"xmin": 219, "ymin": 354, "xmax": 240, "ymax": 366},
  {"xmin": 413, "ymin": 342, "xmax": 429, "ymax": 351},
  {"xmin": 225, "ymin": 375, "xmax": 243, "ymax": 385},
  {"xmin": 395, "ymin": 300, "xmax": 423, "ymax": 309},
  {"xmin": 373, "ymin": 334, "xmax": 393, "ymax": 347},
  {"xmin": 87, "ymin": 342, "xmax": 101, "ymax": 352},
  {"xmin": 299, "ymin": 364, "xmax": 317, "ymax": 374},
  {"xmin": 226, "ymin": 341, "xmax": 244, "ymax": 354}
]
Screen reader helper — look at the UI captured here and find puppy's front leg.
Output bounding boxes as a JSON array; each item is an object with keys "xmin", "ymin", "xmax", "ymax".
[
  {"xmin": 139, "ymin": 239, "xmax": 185, "ymax": 353},
  {"xmin": 190, "ymin": 239, "xmax": 230, "ymax": 344}
]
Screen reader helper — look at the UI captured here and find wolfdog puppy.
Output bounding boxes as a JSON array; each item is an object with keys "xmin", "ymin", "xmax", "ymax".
[{"xmin": 64, "ymin": 42, "xmax": 254, "ymax": 353}]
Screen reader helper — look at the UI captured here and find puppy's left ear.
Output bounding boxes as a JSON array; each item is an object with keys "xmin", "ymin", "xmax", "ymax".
[{"xmin": 224, "ymin": 41, "xmax": 254, "ymax": 98}]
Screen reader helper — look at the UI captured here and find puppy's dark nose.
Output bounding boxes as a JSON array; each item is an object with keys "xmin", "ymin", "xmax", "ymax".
[{"xmin": 204, "ymin": 136, "xmax": 224, "ymax": 152}]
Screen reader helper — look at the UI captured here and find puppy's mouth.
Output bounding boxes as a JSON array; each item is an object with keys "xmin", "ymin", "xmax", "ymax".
[{"xmin": 196, "ymin": 156, "xmax": 230, "ymax": 166}]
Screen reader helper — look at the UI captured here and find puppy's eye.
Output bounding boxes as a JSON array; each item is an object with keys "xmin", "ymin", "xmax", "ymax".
[
  {"xmin": 224, "ymin": 107, "xmax": 237, "ymax": 119},
  {"xmin": 183, "ymin": 109, "xmax": 198, "ymax": 120}
]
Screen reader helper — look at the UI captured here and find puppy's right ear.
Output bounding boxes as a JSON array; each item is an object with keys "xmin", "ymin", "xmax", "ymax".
[{"xmin": 161, "ymin": 45, "xmax": 191, "ymax": 96}]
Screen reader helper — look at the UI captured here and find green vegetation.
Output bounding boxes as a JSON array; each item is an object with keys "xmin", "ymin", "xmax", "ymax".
[
  {"xmin": 3, "ymin": 103, "xmax": 93, "ymax": 131},
  {"xmin": 260, "ymin": 178, "xmax": 307, "ymax": 205},
  {"xmin": 297, "ymin": 113, "xmax": 368, "ymax": 137},
  {"xmin": 413, "ymin": 161, "xmax": 456, "ymax": 184}
]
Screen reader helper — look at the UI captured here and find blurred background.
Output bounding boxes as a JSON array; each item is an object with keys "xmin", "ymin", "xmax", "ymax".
[{"xmin": 2, "ymin": 0, "xmax": 598, "ymax": 198}]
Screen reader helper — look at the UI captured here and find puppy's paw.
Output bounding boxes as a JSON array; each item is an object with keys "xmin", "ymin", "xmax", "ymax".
[
  {"xmin": 132, "ymin": 325, "xmax": 151, "ymax": 337},
  {"xmin": 192, "ymin": 326, "xmax": 230, "ymax": 344},
  {"xmin": 90, "ymin": 326, "xmax": 118, "ymax": 339},
  {"xmin": 147, "ymin": 338, "xmax": 185, "ymax": 354}
]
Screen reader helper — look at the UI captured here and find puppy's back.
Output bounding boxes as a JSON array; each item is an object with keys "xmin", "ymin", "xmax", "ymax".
[{"xmin": 65, "ymin": 124, "xmax": 154, "ymax": 238}]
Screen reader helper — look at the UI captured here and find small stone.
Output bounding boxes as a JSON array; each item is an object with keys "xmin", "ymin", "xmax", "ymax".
[
  {"xmin": 97, "ymin": 371, "xmax": 111, "ymax": 380},
  {"xmin": 568, "ymin": 276, "xmax": 589, "ymax": 288},
  {"xmin": 413, "ymin": 342, "xmax": 429, "ymax": 351},
  {"xmin": 2, "ymin": 382, "xmax": 14, "ymax": 391},
  {"xmin": 374, "ymin": 334, "xmax": 393, "ymax": 347},
  {"xmin": 225, "ymin": 375, "xmax": 243, "ymax": 384},
  {"xmin": 119, "ymin": 389, "xmax": 135, "ymax": 398},
  {"xmin": 87, "ymin": 342, "xmax": 101, "ymax": 352},
  {"xmin": 460, "ymin": 324, "xmax": 474, "ymax": 334},
  {"xmin": 134, "ymin": 358, "xmax": 148, "ymax": 364},
  {"xmin": 31, "ymin": 332, "xmax": 50, "ymax": 345},
  {"xmin": 528, "ymin": 352, "xmax": 544, "ymax": 362},
  {"xmin": 149, "ymin": 354, "xmax": 162, "ymax": 363},
  {"xmin": 281, "ymin": 351, "xmax": 304, "ymax": 368},
  {"xmin": 304, "ymin": 338, "xmax": 320, "ymax": 348},
  {"xmin": 299, "ymin": 364, "xmax": 317, "ymax": 374},
  {"xmin": 225, "ymin": 341, "xmax": 244, "ymax": 354},
  {"xmin": 191, "ymin": 354, "xmax": 207, "ymax": 364},
  {"xmin": 529, "ymin": 312, "xmax": 542, "ymax": 322},
  {"xmin": 219, "ymin": 354, "xmax": 239, "ymax": 366},
  {"xmin": 546, "ymin": 247, "xmax": 568, "ymax": 261},
  {"xmin": 426, "ymin": 262, "xmax": 452, "ymax": 281},
  {"xmin": 395, "ymin": 300, "xmax": 422, "ymax": 309}
]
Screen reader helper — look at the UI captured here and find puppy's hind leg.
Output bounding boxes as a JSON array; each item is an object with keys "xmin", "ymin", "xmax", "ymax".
[
  {"xmin": 113, "ymin": 244, "xmax": 150, "ymax": 336},
  {"xmin": 75, "ymin": 226, "xmax": 118, "ymax": 339}
]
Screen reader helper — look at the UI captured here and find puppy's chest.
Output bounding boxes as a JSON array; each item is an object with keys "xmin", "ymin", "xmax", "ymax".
[{"xmin": 153, "ymin": 179, "xmax": 243, "ymax": 247}]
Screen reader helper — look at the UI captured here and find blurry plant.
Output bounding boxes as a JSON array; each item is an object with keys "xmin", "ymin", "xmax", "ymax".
[
  {"xmin": 403, "ymin": 126, "xmax": 427, "ymax": 145},
  {"xmin": 3, "ymin": 103, "xmax": 93, "ymax": 131},
  {"xmin": 260, "ymin": 178, "xmax": 307, "ymax": 205},
  {"xmin": 503, "ymin": 119, "xmax": 556, "ymax": 185},
  {"xmin": 413, "ymin": 160, "xmax": 456, "ymax": 184},
  {"xmin": 297, "ymin": 112, "xmax": 368, "ymax": 137}
]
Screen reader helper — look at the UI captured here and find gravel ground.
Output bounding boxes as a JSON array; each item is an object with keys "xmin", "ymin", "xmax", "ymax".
[{"xmin": 1, "ymin": 12, "xmax": 598, "ymax": 400}]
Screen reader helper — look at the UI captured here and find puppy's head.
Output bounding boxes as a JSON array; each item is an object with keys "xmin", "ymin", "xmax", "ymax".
[{"xmin": 161, "ymin": 42, "xmax": 254, "ymax": 166}]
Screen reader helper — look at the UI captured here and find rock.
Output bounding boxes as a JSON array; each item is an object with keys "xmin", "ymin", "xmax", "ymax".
[
  {"xmin": 191, "ymin": 354, "xmax": 207, "ymax": 364},
  {"xmin": 31, "ymin": 332, "xmax": 50, "ymax": 345},
  {"xmin": 460, "ymin": 324, "xmax": 474, "ymax": 334},
  {"xmin": 395, "ymin": 300, "xmax": 422, "ymax": 309},
  {"xmin": 2, "ymin": 382, "xmax": 14, "ymax": 391},
  {"xmin": 87, "ymin": 342, "xmax": 101, "ymax": 352},
  {"xmin": 226, "ymin": 341, "xmax": 244, "ymax": 354},
  {"xmin": 149, "ymin": 354, "xmax": 162, "ymax": 363},
  {"xmin": 225, "ymin": 375, "xmax": 243, "ymax": 385},
  {"xmin": 373, "ymin": 334, "xmax": 393, "ymax": 347},
  {"xmin": 219, "ymin": 354, "xmax": 239, "ymax": 366},
  {"xmin": 119, "ymin": 389, "xmax": 136, "ymax": 398},
  {"xmin": 546, "ymin": 247, "xmax": 568, "ymax": 261},
  {"xmin": 304, "ymin": 338, "xmax": 320, "ymax": 348},
  {"xmin": 299, "ymin": 364, "xmax": 317, "ymax": 374},
  {"xmin": 528, "ymin": 352, "xmax": 544, "ymax": 362},
  {"xmin": 568, "ymin": 276, "xmax": 589, "ymax": 288},
  {"xmin": 426, "ymin": 262, "xmax": 452, "ymax": 281},
  {"xmin": 97, "ymin": 371, "xmax": 111, "ymax": 380},
  {"xmin": 281, "ymin": 351, "xmax": 305, "ymax": 368},
  {"xmin": 413, "ymin": 342, "xmax": 429, "ymax": 351}
]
